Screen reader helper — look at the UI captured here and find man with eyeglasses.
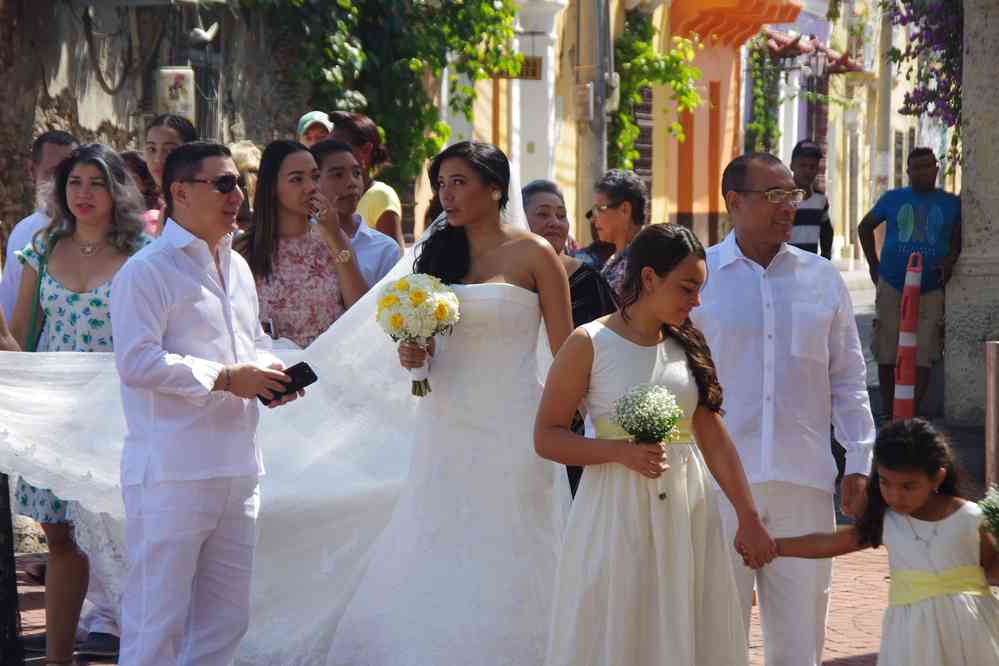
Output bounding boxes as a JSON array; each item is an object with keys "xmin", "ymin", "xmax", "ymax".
[
  {"xmin": 110, "ymin": 141, "xmax": 303, "ymax": 665},
  {"xmin": 690, "ymin": 153, "xmax": 875, "ymax": 666},
  {"xmin": 788, "ymin": 140, "xmax": 833, "ymax": 259},
  {"xmin": 859, "ymin": 147, "xmax": 961, "ymax": 420}
]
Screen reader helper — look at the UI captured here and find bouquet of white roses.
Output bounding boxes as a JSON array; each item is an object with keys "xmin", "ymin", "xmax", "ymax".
[
  {"xmin": 376, "ymin": 273, "xmax": 460, "ymax": 396},
  {"xmin": 979, "ymin": 484, "xmax": 999, "ymax": 542},
  {"xmin": 612, "ymin": 383, "xmax": 684, "ymax": 445}
]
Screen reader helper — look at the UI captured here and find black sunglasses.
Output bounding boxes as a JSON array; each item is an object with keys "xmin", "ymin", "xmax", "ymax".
[{"xmin": 181, "ymin": 174, "xmax": 241, "ymax": 194}]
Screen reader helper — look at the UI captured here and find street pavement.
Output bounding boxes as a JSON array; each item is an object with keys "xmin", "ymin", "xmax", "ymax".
[{"xmin": 9, "ymin": 271, "xmax": 979, "ymax": 665}]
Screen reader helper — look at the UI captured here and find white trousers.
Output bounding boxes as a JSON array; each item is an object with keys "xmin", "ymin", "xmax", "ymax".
[
  {"xmin": 120, "ymin": 476, "xmax": 259, "ymax": 666},
  {"xmin": 717, "ymin": 481, "xmax": 835, "ymax": 666}
]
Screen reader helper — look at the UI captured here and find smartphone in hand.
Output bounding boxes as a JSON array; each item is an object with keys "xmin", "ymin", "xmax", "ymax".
[{"xmin": 259, "ymin": 361, "xmax": 318, "ymax": 405}]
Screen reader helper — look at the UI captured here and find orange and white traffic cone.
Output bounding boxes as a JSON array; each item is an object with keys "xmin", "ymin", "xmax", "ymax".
[{"xmin": 893, "ymin": 252, "xmax": 923, "ymax": 420}]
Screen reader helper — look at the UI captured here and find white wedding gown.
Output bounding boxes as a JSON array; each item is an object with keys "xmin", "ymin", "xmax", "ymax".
[
  {"xmin": 0, "ymin": 279, "xmax": 567, "ymax": 665},
  {"xmin": 329, "ymin": 282, "xmax": 567, "ymax": 665}
]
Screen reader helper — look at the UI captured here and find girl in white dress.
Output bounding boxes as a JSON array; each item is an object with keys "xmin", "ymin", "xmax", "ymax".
[
  {"xmin": 777, "ymin": 418, "xmax": 999, "ymax": 665},
  {"xmin": 535, "ymin": 224, "xmax": 777, "ymax": 666}
]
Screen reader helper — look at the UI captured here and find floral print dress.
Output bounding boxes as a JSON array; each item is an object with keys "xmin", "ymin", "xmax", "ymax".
[
  {"xmin": 14, "ymin": 234, "xmax": 148, "ymax": 522},
  {"xmin": 256, "ymin": 230, "xmax": 345, "ymax": 348}
]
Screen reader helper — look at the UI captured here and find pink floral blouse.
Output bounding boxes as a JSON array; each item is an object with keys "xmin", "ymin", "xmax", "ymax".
[{"xmin": 256, "ymin": 230, "xmax": 345, "ymax": 348}]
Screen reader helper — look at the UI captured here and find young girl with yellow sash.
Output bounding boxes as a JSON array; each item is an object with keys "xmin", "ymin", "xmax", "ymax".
[{"xmin": 777, "ymin": 418, "xmax": 999, "ymax": 665}]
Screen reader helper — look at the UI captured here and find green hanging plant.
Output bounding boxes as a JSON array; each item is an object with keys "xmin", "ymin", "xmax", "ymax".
[
  {"xmin": 608, "ymin": 10, "xmax": 703, "ymax": 171},
  {"xmin": 745, "ymin": 32, "xmax": 781, "ymax": 154}
]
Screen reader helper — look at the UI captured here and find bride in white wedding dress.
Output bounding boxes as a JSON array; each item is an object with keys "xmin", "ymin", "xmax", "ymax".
[
  {"xmin": 328, "ymin": 141, "xmax": 573, "ymax": 665},
  {"xmin": 0, "ymin": 140, "xmax": 571, "ymax": 665}
]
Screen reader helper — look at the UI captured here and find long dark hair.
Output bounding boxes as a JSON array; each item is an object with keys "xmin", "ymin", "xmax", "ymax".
[
  {"xmin": 856, "ymin": 418, "xmax": 965, "ymax": 548},
  {"xmin": 37, "ymin": 144, "xmax": 147, "ymax": 256},
  {"xmin": 236, "ymin": 139, "xmax": 310, "ymax": 280},
  {"xmin": 146, "ymin": 113, "xmax": 198, "ymax": 144},
  {"xmin": 330, "ymin": 111, "xmax": 391, "ymax": 174},
  {"xmin": 120, "ymin": 150, "xmax": 162, "ymax": 210},
  {"xmin": 414, "ymin": 141, "xmax": 510, "ymax": 284},
  {"xmin": 618, "ymin": 224, "xmax": 723, "ymax": 413}
]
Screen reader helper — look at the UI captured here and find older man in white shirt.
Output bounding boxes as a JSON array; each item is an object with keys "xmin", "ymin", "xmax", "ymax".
[
  {"xmin": 111, "ymin": 142, "xmax": 302, "ymax": 666},
  {"xmin": 691, "ymin": 152, "xmax": 876, "ymax": 666}
]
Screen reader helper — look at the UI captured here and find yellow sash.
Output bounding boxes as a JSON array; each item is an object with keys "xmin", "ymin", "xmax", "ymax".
[
  {"xmin": 889, "ymin": 565, "xmax": 990, "ymax": 606},
  {"xmin": 593, "ymin": 418, "xmax": 693, "ymax": 444}
]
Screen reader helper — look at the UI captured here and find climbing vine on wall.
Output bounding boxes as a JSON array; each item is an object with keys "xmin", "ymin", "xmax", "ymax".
[
  {"xmin": 608, "ymin": 10, "xmax": 702, "ymax": 171},
  {"xmin": 244, "ymin": 0, "xmax": 522, "ymax": 188},
  {"xmin": 745, "ymin": 32, "xmax": 781, "ymax": 154}
]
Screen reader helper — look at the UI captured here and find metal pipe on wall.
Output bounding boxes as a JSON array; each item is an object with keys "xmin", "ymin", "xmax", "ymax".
[
  {"xmin": 591, "ymin": 0, "xmax": 609, "ymax": 177},
  {"xmin": 985, "ymin": 341, "xmax": 999, "ymax": 489}
]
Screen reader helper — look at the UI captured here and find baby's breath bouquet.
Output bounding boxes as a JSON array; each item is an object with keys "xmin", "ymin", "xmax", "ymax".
[
  {"xmin": 376, "ymin": 273, "xmax": 460, "ymax": 396},
  {"xmin": 612, "ymin": 383, "xmax": 684, "ymax": 445},
  {"xmin": 979, "ymin": 484, "xmax": 999, "ymax": 542}
]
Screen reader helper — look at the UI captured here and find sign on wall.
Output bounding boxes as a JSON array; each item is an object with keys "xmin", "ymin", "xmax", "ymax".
[{"xmin": 155, "ymin": 66, "xmax": 196, "ymax": 123}]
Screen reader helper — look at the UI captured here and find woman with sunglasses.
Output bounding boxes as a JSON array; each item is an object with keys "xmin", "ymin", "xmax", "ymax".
[
  {"xmin": 236, "ymin": 140, "xmax": 368, "ymax": 348},
  {"xmin": 589, "ymin": 169, "xmax": 647, "ymax": 297},
  {"xmin": 329, "ymin": 111, "xmax": 406, "ymax": 249},
  {"xmin": 2, "ymin": 143, "xmax": 151, "ymax": 665}
]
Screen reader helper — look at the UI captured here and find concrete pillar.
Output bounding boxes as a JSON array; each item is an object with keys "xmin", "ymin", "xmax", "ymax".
[
  {"xmin": 945, "ymin": 0, "xmax": 999, "ymax": 426},
  {"xmin": 513, "ymin": 1, "xmax": 567, "ymax": 185}
]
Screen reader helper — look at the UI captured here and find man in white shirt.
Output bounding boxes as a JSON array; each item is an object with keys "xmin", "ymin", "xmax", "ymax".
[
  {"xmin": 0, "ymin": 131, "xmax": 77, "ymax": 319},
  {"xmin": 310, "ymin": 138, "xmax": 402, "ymax": 288},
  {"xmin": 111, "ymin": 142, "xmax": 302, "ymax": 666},
  {"xmin": 691, "ymin": 153, "xmax": 875, "ymax": 666}
]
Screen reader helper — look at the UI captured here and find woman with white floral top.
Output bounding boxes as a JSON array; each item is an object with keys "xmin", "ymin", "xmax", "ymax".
[{"xmin": 0, "ymin": 143, "xmax": 149, "ymax": 664}]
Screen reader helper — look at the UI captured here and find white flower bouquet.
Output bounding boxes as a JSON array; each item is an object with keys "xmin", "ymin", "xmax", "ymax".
[
  {"xmin": 612, "ymin": 383, "xmax": 685, "ymax": 500},
  {"xmin": 376, "ymin": 273, "xmax": 460, "ymax": 396},
  {"xmin": 979, "ymin": 484, "xmax": 999, "ymax": 542},
  {"xmin": 612, "ymin": 383, "xmax": 684, "ymax": 445}
]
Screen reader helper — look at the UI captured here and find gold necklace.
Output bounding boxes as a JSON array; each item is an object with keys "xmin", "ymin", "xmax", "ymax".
[{"xmin": 73, "ymin": 237, "xmax": 106, "ymax": 257}]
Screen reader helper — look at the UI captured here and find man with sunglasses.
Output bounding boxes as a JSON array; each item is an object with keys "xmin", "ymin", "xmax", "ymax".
[
  {"xmin": 110, "ymin": 142, "xmax": 303, "ymax": 665},
  {"xmin": 690, "ymin": 153, "xmax": 875, "ymax": 666}
]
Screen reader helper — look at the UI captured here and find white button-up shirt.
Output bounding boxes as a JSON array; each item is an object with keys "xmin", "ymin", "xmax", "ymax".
[
  {"xmin": 691, "ymin": 232, "xmax": 875, "ymax": 493},
  {"xmin": 351, "ymin": 213, "xmax": 402, "ymax": 287},
  {"xmin": 111, "ymin": 219, "xmax": 279, "ymax": 486},
  {"xmin": 0, "ymin": 211, "xmax": 49, "ymax": 319}
]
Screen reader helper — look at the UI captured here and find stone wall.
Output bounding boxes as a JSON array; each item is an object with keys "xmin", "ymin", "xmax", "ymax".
[{"xmin": 0, "ymin": 2, "xmax": 308, "ymax": 262}]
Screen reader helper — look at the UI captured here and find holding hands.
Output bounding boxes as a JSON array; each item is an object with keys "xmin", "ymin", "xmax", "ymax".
[{"xmin": 735, "ymin": 515, "xmax": 778, "ymax": 569}]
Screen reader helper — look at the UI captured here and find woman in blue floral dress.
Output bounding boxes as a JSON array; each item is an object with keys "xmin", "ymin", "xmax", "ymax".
[{"xmin": 0, "ymin": 144, "xmax": 149, "ymax": 664}]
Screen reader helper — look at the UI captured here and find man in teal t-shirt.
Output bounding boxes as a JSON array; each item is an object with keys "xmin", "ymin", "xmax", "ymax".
[{"xmin": 859, "ymin": 147, "xmax": 962, "ymax": 419}]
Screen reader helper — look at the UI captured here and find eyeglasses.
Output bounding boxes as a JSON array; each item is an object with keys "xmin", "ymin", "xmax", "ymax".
[
  {"xmin": 585, "ymin": 202, "xmax": 621, "ymax": 219},
  {"xmin": 181, "ymin": 174, "xmax": 241, "ymax": 194},
  {"xmin": 736, "ymin": 188, "xmax": 807, "ymax": 205}
]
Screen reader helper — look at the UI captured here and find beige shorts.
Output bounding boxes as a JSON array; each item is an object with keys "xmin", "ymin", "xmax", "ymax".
[{"xmin": 871, "ymin": 280, "xmax": 944, "ymax": 368}]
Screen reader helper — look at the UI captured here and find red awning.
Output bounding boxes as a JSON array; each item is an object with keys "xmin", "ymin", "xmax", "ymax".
[{"xmin": 763, "ymin": 28, "xmax": 867, "ymax": 75}]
